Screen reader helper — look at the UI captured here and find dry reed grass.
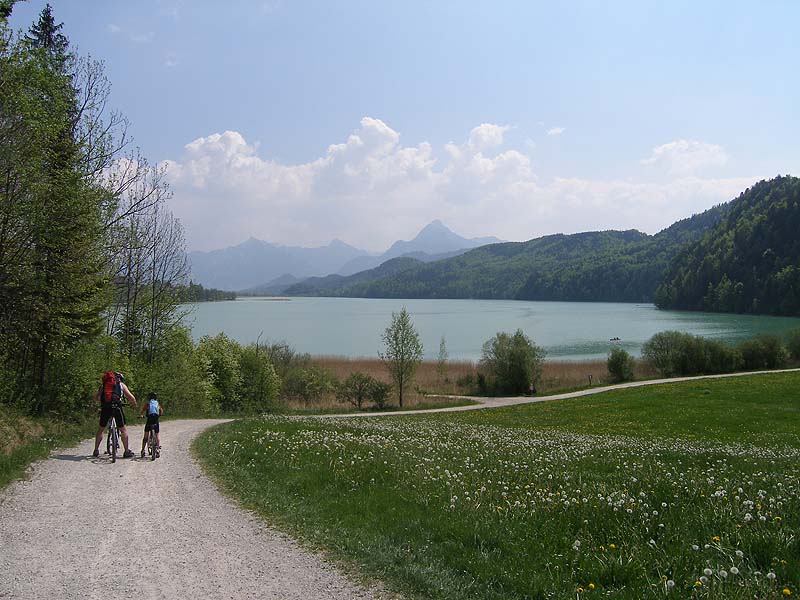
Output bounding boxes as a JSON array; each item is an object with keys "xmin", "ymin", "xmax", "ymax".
[{"xmin": 293, "ymin": 355, "xmax": 658, "ymax": 412}]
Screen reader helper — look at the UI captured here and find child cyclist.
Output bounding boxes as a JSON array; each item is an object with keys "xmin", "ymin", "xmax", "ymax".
[{"xmin": 139, "ymin": 392, "xmax": 163, "ymax": 458}]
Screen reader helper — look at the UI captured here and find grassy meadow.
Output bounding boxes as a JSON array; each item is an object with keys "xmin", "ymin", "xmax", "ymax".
[{"xmin": 195, "ymin": 371, "xmax": 800, "ymax": 599}]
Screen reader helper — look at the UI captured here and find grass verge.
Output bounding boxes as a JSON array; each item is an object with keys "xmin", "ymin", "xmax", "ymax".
[
  {"xmin": 0, "ymin": 409, "xmax": 94, "ymax": 490},
  {"xmin": 195, "ymin": 371, "xmax": 800, "ymax": 599}
]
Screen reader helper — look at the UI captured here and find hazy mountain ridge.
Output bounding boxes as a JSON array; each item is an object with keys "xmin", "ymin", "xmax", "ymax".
[
  {"xmin": 284, "ymin": 204, "xmax": 731, "ymax": 302},
  {"xmin": 336, "ymin": 220, "xmax": 504, "ymax": 275},
  {"xmin": 188, "ymin": 237, "xmax": 368, "ymax": 290},
  {"xmin": 189, "ymin": 221, "xmax": 505, "ymax": 290}
]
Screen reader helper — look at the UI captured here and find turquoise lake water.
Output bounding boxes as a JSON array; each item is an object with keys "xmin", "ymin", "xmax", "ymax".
[{"xmin": 184, "ymin": 297, "xmax": 800, "ymax": 361}]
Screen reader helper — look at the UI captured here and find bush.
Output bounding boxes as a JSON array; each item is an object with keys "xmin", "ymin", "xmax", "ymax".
[
  {"xmin": 607, "ymin": 347, "xmax": 635, "ymax": 383},
  {"xmin": 133, "ymin": 326, "xmax": 218, "ymax": 415},
  {"xmin": 195, "ymin": 333, "xmax": 242, "ymax": 412},
  {"xmin": 642, "ymin": 331, "xmax": 743, "ymax": 377},
  {"xmin": 701, "ymin": 339, "xmax": 742, "ymax": 374},
  {"xmin": 480, "ymin": 330, "xmax": 545, "ymax": 395},
  {"xmin": 336, "ymin": 372, "xmax": 376, "ymax": 410},
  {"xmin": 371, "ymin": 381, "xmax": 392, "ymax": 410},
  {"xmin": 238, "ymin": 344, "xmax": 280, "ymax": 413},
  {"xmin": 787, "ymin": 328, "xmax": 800, "ymax": 361},
  {"xmin": 282, "ymin": 365, "xmax": 338, "ymax": 403},
  {"xmin": 738, "ymin": 334, "xmax": 788, "ymax": 371}
]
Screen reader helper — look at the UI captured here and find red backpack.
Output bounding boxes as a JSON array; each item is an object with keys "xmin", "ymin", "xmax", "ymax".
[{"xmin": 101, "ymin": 371, "xmax": 122, "ymax": 404}]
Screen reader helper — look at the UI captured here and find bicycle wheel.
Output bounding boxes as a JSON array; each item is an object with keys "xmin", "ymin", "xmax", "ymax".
[
  {"xmin": 110, "ymin": 418, "xmax": 118, "ymax": 463},
  {"xmin": 149, "ymin": 430, "xmax": 156, "ymax": 461}
]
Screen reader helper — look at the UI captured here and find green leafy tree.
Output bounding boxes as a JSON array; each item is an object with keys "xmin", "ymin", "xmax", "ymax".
[
  {"xmin": 607, "ymin": 347, "xmax": 635, "ymax": 383},
  {"xmin": 379, "ymin": 307, "xmax": 423, "ymax": 407},
  {"xmin": 480, "ymin": 329, "xmax": 545, "ymax": 395},
  {"xmin": 370, "ymin": 381, "xmax": 392, "ymax": 410},
  {"xmin": 195, "ymin": 333, "xmax": 242, "ymax": 412},
  {"xmin": 788, "ymin": 328, "xmax": 800, "ymax": 361},
  {"xmin": 336, "ymin": 372, "xmax": 377, "ymax": 410},
  {"xmin": 237, "ymin": 344, "xmax": 280, "ymax": 413},
  {"xmin": 436, "ymin": 335, "xmax": 449, "ymax": 381}
]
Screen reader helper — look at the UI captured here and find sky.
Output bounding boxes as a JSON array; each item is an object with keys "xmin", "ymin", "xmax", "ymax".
[{"xmin": 9, "ymin": 1, "xmax": 800, "ymax": 252}]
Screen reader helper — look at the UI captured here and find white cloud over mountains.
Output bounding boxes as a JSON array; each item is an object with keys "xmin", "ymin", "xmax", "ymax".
[
  {"xmin": 163, "ymin": 118, "xmax": 755, "ymax": 251},
  {"xmin": 641, "ymin": 139, "xmax": 728, "ymax": 175}
]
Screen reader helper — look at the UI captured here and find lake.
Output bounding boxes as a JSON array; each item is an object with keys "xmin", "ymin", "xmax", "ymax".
[{"xmin": 184, "ymin": 297, "xmax": 800, "ymax": 362}]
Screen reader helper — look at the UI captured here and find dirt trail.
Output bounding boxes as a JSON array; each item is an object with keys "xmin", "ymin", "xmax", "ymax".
[{"xmin": 0, "ymin": 419, "xmax": 385, "ymax": 600}]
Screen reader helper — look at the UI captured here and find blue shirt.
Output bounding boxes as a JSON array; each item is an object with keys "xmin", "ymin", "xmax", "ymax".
[{"xmin": 147, "ymin": 399, "xmax": 160, "ymax": 416}]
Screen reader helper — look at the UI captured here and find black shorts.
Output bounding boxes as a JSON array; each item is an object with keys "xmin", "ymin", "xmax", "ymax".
[
  {"xmin": 144, "ymin": 414, "xmax": 160, "ymax": 432},
  {"xmin": 99, "ymin": 404, "xmax": 125, "ymax": 428}
]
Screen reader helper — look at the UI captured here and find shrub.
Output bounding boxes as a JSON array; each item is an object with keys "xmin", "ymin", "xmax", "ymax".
[
  {"xmin": 642, "ymin": 330, "xmax": 743, "ymax": 377},
  {"xmin": 607, "ymin": 347, "xmax": 635, "ymax": 383},
  {"xmin": 786, "ymin": 328, "xmax": 800, "ymax": 361},
  {"xmin": 195, "ymin": 333, "xmax": 242, "ymax": 412},
  {"xmin": 336, "ymin": 372, "xmax": 376, "ymax": 410},
  {"xmin": 238, "ymin": 344, "xmax": 280, "ymax": 413},
  {"xmin": 134, "ymin": 326, "xmax": 218, "ymax": 416},
  {"xmin": 480, "ymin": 330, "xmax": 545, "ymax": 395},
  {"xmin": 283, "ymin": 365, "xmax": 337, "ymax": 403},
  {"xmin": 701, "ymin": 339, "xmax": 742, "ymax": 374},
  {"xmin": 370, "ymin": 381, "xmax": 392, "ymax": 410},
  {"xmin": 738, "ymin": 334, "xmax": 788, "ymax": 371}
]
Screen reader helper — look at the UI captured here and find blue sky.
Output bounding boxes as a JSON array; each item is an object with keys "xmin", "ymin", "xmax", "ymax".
[{"xmin": 9, "ymin": 1, "xmax": 800, "ymax": 251}]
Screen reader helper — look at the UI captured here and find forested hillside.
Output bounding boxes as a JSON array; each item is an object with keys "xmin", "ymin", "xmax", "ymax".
[
  {"xmin": 655, "ymin": 176, "xmax": 800, "ymax": 315},
  {"xmin": 285, "ymin": 205, "xmax": 728, "ymax": 302}
]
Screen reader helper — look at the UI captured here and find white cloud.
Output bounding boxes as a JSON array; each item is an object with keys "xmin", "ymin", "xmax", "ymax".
[
  {"xmin": 467, "ymin": 123, "xmax": 510, "ymax": 151},
  {"xmin": 162, "ymin": 118, "xmax": 758, "ymax": 252},
  {"xmin": 163, "ymin": 54, "xmax": 180, "ymax": 68},
  {"xmin": 547, "ymin": 127, "xmax": 565, "ymax": 136},
  {"xmin": 641, "ymin": 139, "xmax": 728, "ymax": 175},
  {"xmin": 107, "ymin": 24, "xmax": 121, "ymax": 34}
]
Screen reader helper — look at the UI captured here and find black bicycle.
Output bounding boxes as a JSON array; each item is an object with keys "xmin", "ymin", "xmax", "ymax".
[
  {"xmin": 106, "ymin": 410, "xmax": 120, "ymax": 462},
  {"xmin": 145, "ymin": 426, "xmax": 159, "ymax": 461}
]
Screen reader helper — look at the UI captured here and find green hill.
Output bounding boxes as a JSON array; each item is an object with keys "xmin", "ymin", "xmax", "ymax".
[
  {"xmin": 655, "ymin": 175, "xmax": 800, "ymax": 315},
  {"xmin": 285, "ymin": 205, "xmax": 727, "ymax": 302}
]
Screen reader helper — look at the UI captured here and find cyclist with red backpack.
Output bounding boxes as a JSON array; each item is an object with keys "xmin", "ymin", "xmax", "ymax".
[{"xmin": 92, "ymin": 371, "xmax": 138, "ymax": 458}]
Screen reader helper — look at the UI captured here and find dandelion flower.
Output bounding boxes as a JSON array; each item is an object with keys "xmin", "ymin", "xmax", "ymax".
[
  {"xmin": 782, "ymin": 588, "xmax": 791, "ymax": 596},
  {"xmin": 700, "ymin": 576, "xmax": 709, "ymax": 584},
  {"xmin": 704, "ymin": 568, "xmax": 713, "ymax": 576},
  {"xmin": 768, "ymin": 573, "xmax": 777, "ymax": 580},
  {"xmin": 730, "ymin": 567, "xmax": 739, "ymax": 575}
]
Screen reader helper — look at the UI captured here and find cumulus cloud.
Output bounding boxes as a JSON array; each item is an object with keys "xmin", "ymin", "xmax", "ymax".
[
  {"xmin": 162, "ymin": 119, "xmax": 758, "ymax": 251},
  {"xmin": 641, "ymin": 139, "xmax": 728, "ymax": 175},
  {"xmin": 466, "ymin": 123, "xmax": 510, "ymax": 152},
  {"xmin": 547, "ymin": 127, "xmax": 565, "ymax": 136}
]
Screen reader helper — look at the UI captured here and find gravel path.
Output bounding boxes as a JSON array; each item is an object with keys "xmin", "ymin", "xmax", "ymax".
[{"xmin": 0, "ymin": 419, "xmax": 386, "ymax": 600}]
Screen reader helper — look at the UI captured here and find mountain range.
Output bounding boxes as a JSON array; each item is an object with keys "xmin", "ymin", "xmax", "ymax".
[
  {"xmin": 283, "ymin": 208, "xmax": 726, "ymax": 302},
  {"xmin": 284, "ymin": 176, "xmax": 800, "ymax": 317},
  {"xmin": 188, "ymin": 220, "xmax": 503, "ymax": 291}
]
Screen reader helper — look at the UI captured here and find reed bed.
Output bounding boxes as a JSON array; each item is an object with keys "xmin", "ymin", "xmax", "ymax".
[{"xmin": 288, "ymin": 355, "xmax": 656, "ymax": 412}]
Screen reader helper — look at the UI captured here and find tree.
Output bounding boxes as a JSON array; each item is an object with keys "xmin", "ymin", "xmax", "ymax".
[
  {"xmin": 336, "ymin": 372, "xmax": 377, "ymax": 410},
  {"xmin": 480, "ymin": 330, "xmax": 545, "ymax": 395},
  {"xmin": 607, "ymin": 347, "xmax": 634, "ymax": 382},
  {"xmin": 378, "ymin": 307, "xmax": 423, "ymax": 407},
  {"xmin": 436, "ymin": 335, "xmax": 449, "ymax": 381}
]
